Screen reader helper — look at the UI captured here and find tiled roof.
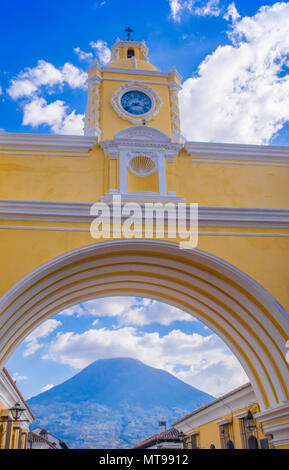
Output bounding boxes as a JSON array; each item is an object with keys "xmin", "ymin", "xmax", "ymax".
[
  {"xmin": 134, "ymin": 427, "xmax": 181, "ymax": 449},
  {"xmin": 28, "ymin": 431, "xmax": 56, "ymax": 449},
  {"xmin": 173, "ymin": 382, "xmax": 251, "ymax": 426}
]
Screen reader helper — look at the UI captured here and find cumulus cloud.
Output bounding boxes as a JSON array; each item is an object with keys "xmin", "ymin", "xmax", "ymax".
[
  {"xmin": 22, "ymin": 97, "xmax": 84, "ymax": 135},
  {"xmin": 7, "ymin": 60, "xmax": 87, "ymax": 100},
  {"xmin": 223, "ymin": 1, "xmax": 240, "ymax": 22},
  {"xmin": 42, "ymin": 326, "xmax": 247, "ymax": 396},
  {"xmin": 58, "ymin": 297, "xmax": 195, "ymax": 326},
  {"xmin": 74, "ymin": 47, "xmax": 93, "ymax": 62},
  {"xmin": 90, "ymin": 40, "xmax": 111, "ymax": 65},
  {"xmin": 179, "ymin": 2, "xmax": 289, "ymax": 144},
  {"xmin": 23, "ymin": 319, "xmax": 61, "ymax": 357}
]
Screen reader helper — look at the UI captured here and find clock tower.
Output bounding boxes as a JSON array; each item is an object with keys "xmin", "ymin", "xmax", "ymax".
[{"xmin": 84, "ymin": 35, "xmax": 182, "ymax": 143}]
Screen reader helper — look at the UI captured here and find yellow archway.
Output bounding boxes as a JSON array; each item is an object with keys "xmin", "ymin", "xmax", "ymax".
[{"xmin": 0, "ymin": 239, "xmax": 289, "ymax": 445}]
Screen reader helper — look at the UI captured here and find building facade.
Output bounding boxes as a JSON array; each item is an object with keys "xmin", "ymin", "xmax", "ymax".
[
  {"xmin": 174, "ymin": 383, "xmax": 274, "ymax": 450},
  {"xmin": 0, "ymin": 36, "xmax": 288, "ymax": 448},
  {"xmin": 0, "ymin": 368, "xmax": 34, "ymax": 449}
]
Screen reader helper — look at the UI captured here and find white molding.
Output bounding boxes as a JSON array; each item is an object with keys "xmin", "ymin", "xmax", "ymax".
[
  {"xmin": 0, "ymin": 199, "xmax": 288, "ymax": 228},
  {"xmin": 101, "ymin": 66, "xmax": 174, "ymax": 78},
  {"xmin": 215, "ymin": 418, "xmax": 233, "ymax": 425},
  {"xmin": 101, "ymin": 77, "xmax": 169, "ymax": 86},
  {"xmin": 0, "ymin": 240, "xmax": 288, "ymax": 411},
  {"xmin": 234, "ymin": 410, "xmax": 251, "ymax": 419},
  {"xmin": 0, "ymin": 133, "xmax": 96, "ymax": 153},
  {"xmin": 185, "ymin": 141, "xmax": 289, "ymax": 164},
  {"xmin": 0, "ymin": 226, "xmax": 288, "ymax": 237},
  {"xmin": 256, "ymin": 402, "xmax": 289, "ymax": 447},
  {"xmin": 100, "ymin": 192, "xmax": 184, "ymax": 203}
]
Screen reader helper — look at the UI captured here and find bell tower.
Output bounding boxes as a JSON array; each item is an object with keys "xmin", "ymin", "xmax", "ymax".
[{"xmin": 84, "ymin": 32, "xmax": 183, "ymax": 142}]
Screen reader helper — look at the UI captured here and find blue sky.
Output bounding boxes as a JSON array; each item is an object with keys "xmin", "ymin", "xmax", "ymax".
[
  {"xmin": 3, "ymin": 0, "xmax": 289, "ymax": 400},
  {"xmin": 7, "ymin": 297, "xmax": 247, "ymax": 399},
  {"xmin": 1, "ymin": 0, "xmax": 289, "ymax": 144}
]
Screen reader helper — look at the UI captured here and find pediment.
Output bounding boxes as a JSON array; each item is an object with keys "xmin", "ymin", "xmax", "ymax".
[{"xmin": 114, "ymin": 125, "xmax": 171, "ymax": 143}]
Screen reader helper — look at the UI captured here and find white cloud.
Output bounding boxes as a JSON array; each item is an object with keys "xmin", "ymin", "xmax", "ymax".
[
  {"xmin": 22, "ymin": 97, "xmax": 84, "ymax": 135},
  {"xmin": 169, "ymin": 0, "xmax": 222, "ymax": 21},
  {"xmin": 74, "ymin": 47, "xmax": 93, "ymax": 62},
  {"xmin": 40, "ymin": 384, "xmax": 54, "ymax": 393},
  {"xmin": 42, "ymin": 326, "xmax": 247, "ymax": 396},
  {"xmin": 12, "ymin": 372, "xmax": 28, "ymax": 382},
  {"xmin": 179, "ymin": 2, "xmax": 289, "ymax": 144},
  {"xmin": 90, "ymin": 40, "xmax": 111, "ymax": 65},
  {"xmin": 223, "ymin": 1, "xmax": 240, "ymax": 22},
  {"xmin": 23, "ymin": 319, "xmax": 61, "ymax": 357},
  {"xmin": 7, "ymin": 60, "xmax": 87, "ymax": 100},
  {"xmin": 194, "ymin": 0, "xmax": 221, "ymax": 17},
  {"xmin": 58, "ymin": 297, "xmax": 195, "ymax": 326},
  {"xmin": 93, "ymin": 0, "xmax": 106, "ymax": 7}
]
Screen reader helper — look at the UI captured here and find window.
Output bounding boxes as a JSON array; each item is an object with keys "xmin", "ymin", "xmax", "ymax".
[
  {"xmin": 127, "ymin": 49, "xmax": 135, "ymax": 58},
  {"xmin": 191, "ymin": 434, "xmax": 198, "ymax": 449},
  {"xmin": 219, "ymin": 423, "xmax": 234, "ymax": 449},
  {"xmin": 239, "ymin": 418, "xmax": 259, "ymax": 449}
]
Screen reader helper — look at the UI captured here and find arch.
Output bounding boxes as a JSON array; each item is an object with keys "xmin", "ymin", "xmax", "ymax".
[{"xmin": 0, "ymin": 239, "xmax": 288, "ymax": 411}]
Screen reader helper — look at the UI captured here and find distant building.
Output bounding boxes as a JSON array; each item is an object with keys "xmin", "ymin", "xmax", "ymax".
[
  {"xmin": 28, "ymin": 430, "xmax": 58, "ymax": 449},
  {"xmin": 28, "ymin": 427, "xmax": 69, "ymax": 449},
  {"xmin": 134, "ymin": 421, "xmax": 182, "ymax": 449},
  {"xmin": 173, "ymin": 383, "xmax": 274, "ymax": 449},
  {"xmin": 0, "ymin": 368, "xmax": 34, "ymax": 449}
]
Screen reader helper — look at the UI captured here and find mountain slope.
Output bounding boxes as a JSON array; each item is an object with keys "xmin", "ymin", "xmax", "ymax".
[{"xmin": 28, "ymin": 358, "xmax": 213, "ymax": 449}]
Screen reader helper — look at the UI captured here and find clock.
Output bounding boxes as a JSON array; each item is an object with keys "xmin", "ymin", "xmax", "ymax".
[
  {"xmin": 111, "ymin": 82, "xmax": 161, "ymax": 124},
  {"xmin": 120, "ymin": 90, "xmax": 153, "ymax": 116}
]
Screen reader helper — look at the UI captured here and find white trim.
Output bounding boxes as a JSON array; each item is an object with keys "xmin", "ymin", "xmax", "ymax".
[
  {"xmin": 234, "ymin": 410, "xmax": 251, "ymax": 419},
  {"xmin": 101, "ymin": 66, "xmax": 175, "ymax": 78},
  {"xmin": 100, "ymin": 192, "xmax": 184, "ymax": 203},
  {"xmin": 0, "ymin": 226, "xmax": 288, "ymax": 237},
  {"xmin": 185, "ymin": 141, "xmax": 289, "ymax": 164},
  {"xmin": 0, "ymin": 240, "xmax": 288, "ymax": 412},
  {"xmin": 0, "ymin": 151, "xmax": 90, "ymax": 158},
  {"xmin": 256, "ymin": 403, "xmax": 289, "ymax": 447},
  {"xmin": 190, "ymin": 159, "xmax": 289, "ymax": 167},
  {"xmin": 0, "ymin": 133, "xmax": 96, "ymax": 153},
  {"xmin": 215, "ymin": 418, "xmax": 233, "ymax": 426},
  {"xmin": 0, "ymin": 200, "xmax": 288, "ymax": 228},
  {"xmin": 101, "ymin": 77, "xmax": 169, "ymax": 86},
  {"xmin": 110, "ymin": 82, "xmax": 162, "ymax": 125}
]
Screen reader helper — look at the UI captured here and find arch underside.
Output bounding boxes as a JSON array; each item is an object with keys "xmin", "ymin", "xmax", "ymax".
[{"xmin": 0, "ymin": 240, "xmax": 288, "ymax": 411}]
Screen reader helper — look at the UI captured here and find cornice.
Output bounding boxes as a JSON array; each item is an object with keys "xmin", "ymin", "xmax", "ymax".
[
  {"xmin": 185, "ymin": 141, "xmax": 289, "ymax": 163},
  {"xmin": 0, "ymin": 133, "xmax": 97, "ymax": 153},
  {"xmin": 0, "ymin": 200, "xmax": 288, "ymax": 228},
  {"xmin": 101, "ymin": 66, "xmax": 172, "ymax": 78}
]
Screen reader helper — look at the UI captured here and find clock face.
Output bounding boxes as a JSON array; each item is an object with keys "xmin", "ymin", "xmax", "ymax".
[{"xmin": 120, "ymin": 90, "xmax": 153, "ymax": 116}]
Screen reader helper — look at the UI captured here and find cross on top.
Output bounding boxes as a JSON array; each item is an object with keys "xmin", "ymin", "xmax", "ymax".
[{"xmin": 125, "ymin": 27, "xmax": 133, "ymax": 41}]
